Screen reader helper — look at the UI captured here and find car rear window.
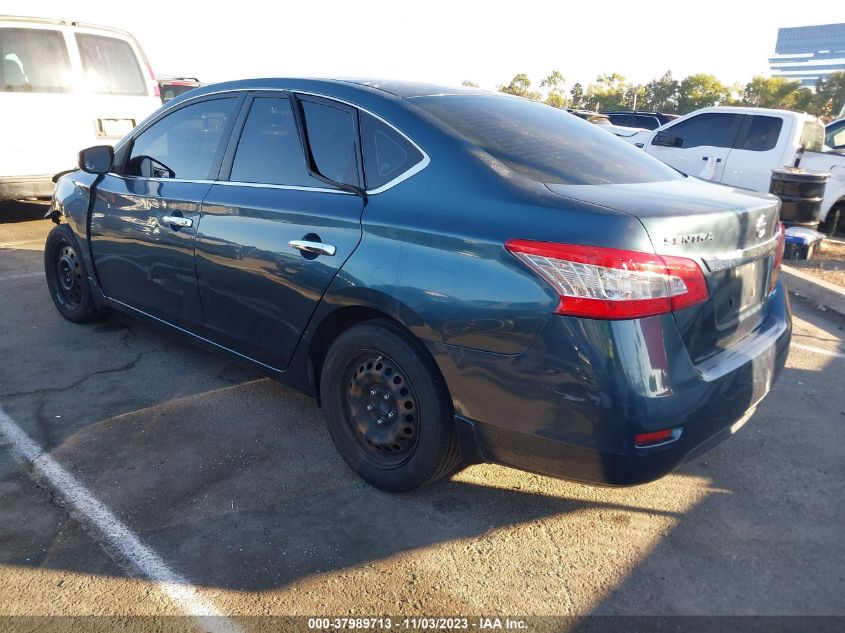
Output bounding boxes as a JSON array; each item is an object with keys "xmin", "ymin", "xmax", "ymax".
[
  {"xmin": 76, "ymin": 33, "xmax": 147, "ymax": 96},
  {"xmin": 0, "ymin": 28, "xmax": 71, "ymax": 93},
  {"xmin": 413, "ymin": 95, "xmax": 681, "ymax": 185}
]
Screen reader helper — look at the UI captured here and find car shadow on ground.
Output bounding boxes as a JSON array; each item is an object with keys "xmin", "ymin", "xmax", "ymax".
[{"xmin": 0, "ymin": 200, "xmax": 51, "ymax": 226}]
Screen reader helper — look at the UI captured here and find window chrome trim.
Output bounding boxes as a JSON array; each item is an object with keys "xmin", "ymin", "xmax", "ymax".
[
  {"xmin": 113, "ymin": 86, "xmax": 431, "ymax": 196},
  {"xmin": 212, "ymin": 181, "xmax": 353, "ymax": 195}
]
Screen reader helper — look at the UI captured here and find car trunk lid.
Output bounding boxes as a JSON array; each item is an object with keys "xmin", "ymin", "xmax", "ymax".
[{"xmin": 546, "ymin": 178, "xmax": 782, "ymax": 364}]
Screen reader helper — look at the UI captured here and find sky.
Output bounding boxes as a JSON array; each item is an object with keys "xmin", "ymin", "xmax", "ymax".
[{"xmin": 3, "ymin": 0, "xmax": 844, "ymax": 92}]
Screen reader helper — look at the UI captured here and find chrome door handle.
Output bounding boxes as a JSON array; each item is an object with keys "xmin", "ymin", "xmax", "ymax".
[
  {"xmin": 288, "ymin": 240, "xmax": 336, "ymax": 256},
  {"xmin": 162, "ymin": 215, "xmax": 192, "ymax": 228}
]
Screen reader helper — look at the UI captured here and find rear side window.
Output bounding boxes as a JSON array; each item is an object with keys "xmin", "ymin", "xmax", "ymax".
[
  {"xmin": 76, "ymin": 34, "xmax": 146, "ymax": 96},
  {"xmin": 737, "ymin": 115, "xmax": 783, "ymax": 152},
  {"xmin": 415, "ymin": 95, "xmax": 681, "ymax": 186},
  {"xmin": 632, "ymin": 114, "xmax": 660, "ymax": 130},
  {"xmin": 0, "ymin": 28, "xmax": 71, "ymax": 93},
  {"xmin": 661, "ymin": 113, "xmax": 740, "ymax": 149},
  {"xmin": 230, "ymin": 97, "xmax": 318, "ymax": 187},
  {"xmin": 300, "ymin": 99, "xmax": 360, "ymax": 187},
  {"xmin": 360, "ymin": 112, "xmax": 425, "ymax": 190},
  {"xmin": 126, "ymin": 98, "xmax": 237, "ymax": 179},
  {"xmin": 607, "ymin": 114, "xmax": 630, "ymax": 127}
]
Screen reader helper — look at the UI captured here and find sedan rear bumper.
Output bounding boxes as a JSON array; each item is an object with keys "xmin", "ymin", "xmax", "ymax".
[{"xmin": 433, "ymin": 284, "xmax": 792, "ymax": 486}]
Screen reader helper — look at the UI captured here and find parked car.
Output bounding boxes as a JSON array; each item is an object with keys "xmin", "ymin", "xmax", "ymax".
[
  {"xmin": 621, "ymin": 106, "xmax": 845, "ymax": 228},
  {"xmin": 0, "ymin": 16, "xmax": 161, "ymax": 202},
  {"xmin": 604, "ymin": 110, "xmax": 679, "ymax": 130},
  {"xmin": 566, "ymin": 108, "xmax": 610, "ymax": 124},
  {"xmin": 46, "ymin": 79, "xmax": 791, "ymax": 491},
  {"xmin": 157, "ymin": 76, "xmax": 202, "ymax": 103},
  {"xmin": 826, "ymin": 118, "xmax": 845, "ymax": 151}
]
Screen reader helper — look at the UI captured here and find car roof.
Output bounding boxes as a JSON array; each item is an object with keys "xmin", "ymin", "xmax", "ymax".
[{"xmin": 175, "ymin": 77, "xmax": 491, "ymax": 102}]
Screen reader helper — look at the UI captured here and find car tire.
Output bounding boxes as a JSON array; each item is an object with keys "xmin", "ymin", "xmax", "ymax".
[
  {"xmin": 44, "ymin": 224, "xmax": 107, "ymax": 323},
  {"xmin": 320, "ymin": 319, "xmax": 461, "ymax": 491}
]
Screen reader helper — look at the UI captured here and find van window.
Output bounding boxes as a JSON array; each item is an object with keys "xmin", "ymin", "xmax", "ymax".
[
  {"xmin": 230, "ymin": 97, "xmax": 318, "ymax": 187},
  {"xmin": 359, "ymin": 112, "xmax": 424, "ymax": 190},
  {"xmin": 0, "ymin": 28, "xmax": 71, "ymax": 93},
  {"xmin": 76, "ymin": 34, "xmax": 146, "ymax": 96},
  {"xmin": 415, "ymin": 95, "xmax": 682, "ymax": 185},
  {"xmin": 126, "ymin": 98, "xmax": 237, "ymax": 180}
]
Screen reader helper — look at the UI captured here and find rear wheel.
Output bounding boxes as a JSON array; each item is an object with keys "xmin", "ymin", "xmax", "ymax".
[
  {"xmin": 44, "ymin": 224, "xmax": 107, "ymax": 323},
  {"xmin": 320, "ymin": 320, "xmax": 461, "ymax": 491}
]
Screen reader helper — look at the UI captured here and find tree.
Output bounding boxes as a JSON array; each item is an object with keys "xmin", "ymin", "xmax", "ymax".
[
  {"xmin": 587, "ymin": 73, "xmax": 628, "ymax": 111},
  {"xmin": 814, "ymin": 72, "xmax": 845, "ymax": 118},
  {"xmin": 742, "ymin": 76, "xmax": 802, "ymax": 108},
  {"xmin": 569, "ymin": 82, "xmax": 585, "ymax": 108},
  {"xmin": 643, "ymin": 70, "xmax": 679, "ymax": 112},
  {"xmin": 498, "ymin": 73, "xmax": 542, "ymax": 101},
  {"xmin": 677, "ymin": 74, "xmax": 730, "ymax": 114},
  {"xmin": 461, "ymin": 79, "xmax": 479, "ymax": 88},
  {"xmin": 540, "ymin": 70, "xmax": 566, "ymax": 108}
]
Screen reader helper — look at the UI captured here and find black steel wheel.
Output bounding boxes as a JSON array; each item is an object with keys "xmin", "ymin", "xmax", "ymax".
[
  {"xmin": 320, "ymin": 319, "xmax": 461, "ymax": 491},
  {"xmin": 44, "ymin": 224, "xmax": 107, "ymax": 323},
  {"xmin": 344, "ymin": 351, "xmax": 420, "ymax": 467},
  {"xmin": 54, "ymin": 242, "xmax": 83, "ymax": 309}
]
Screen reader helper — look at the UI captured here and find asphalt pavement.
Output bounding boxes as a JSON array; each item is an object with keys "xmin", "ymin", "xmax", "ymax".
[{"xmin": 1, "ymin": 201, "xmax": 843, "ymax": 630}]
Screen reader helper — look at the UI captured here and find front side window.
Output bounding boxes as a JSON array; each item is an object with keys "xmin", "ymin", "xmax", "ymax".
[
  {"xmin": 661, "ymin": 113, "xmax": 740, "ymax": 149},
  {"xmin": 300, "ymin": 99, "xmax": 360, "ymax": 187},
  {"xmin": 0, "ymin": 28, "xmax": 71, "ymax": 93},
  {"xmin": 76, "ymin": 34, "xmax": 146, "ymax": 96},
  {"xmin": 126, "ymin": 98, "xmax": 237, "ymax": 180},
  {"xmin": 738, "ymin": 115, "xmax": 783, "ymax": 152},
  {"xmin": 415, "ymin": 95, "xmax": 681, "ymax": 185},
  {"xmin": 230, "ymin": 97, "xmax": 318, "ymax": 187},
  {"xmin": 360, "ymin": 112, "xmax": 424, "ymax": 190}
]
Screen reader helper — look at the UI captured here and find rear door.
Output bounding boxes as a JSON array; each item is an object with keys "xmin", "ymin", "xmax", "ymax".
[
  {"xmin": 195, "ymin": 92, "xmax": 364, "ymax": 369},
  {"xmin": 0, "ymin": 25, "xmax": 78, "ymax": 177},
  {"xmin": 71, "ymin": 29, "xmax": 161, "ymax": 142},
  {"xmin": 90, "ymin": 95, "xmax": 242, "ymax": 330},
  {"xmin": 647, "ymin": 112, "xmax": 742, "ymax": 181},
  {"xmin": 721, "ymin": 114, "xmax": 789, "ymax": 191}
]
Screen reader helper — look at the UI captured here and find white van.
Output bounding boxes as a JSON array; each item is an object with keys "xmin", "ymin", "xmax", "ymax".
[{"xmin": 1, "ymin": 16, "xmax": 161, "ymax": 200}]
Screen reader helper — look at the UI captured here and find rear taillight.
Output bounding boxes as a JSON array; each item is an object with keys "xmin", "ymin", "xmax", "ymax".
[
  {"xmin": 505, "ymin": 240, "xmax": 708, "ymax": 320},
  {"xmin": 145, "ymin": 63, "xmax": 160, "ymax": 98},
  {"xmin": 768, "ymin": 222, "xmax": 786, "ymax": 294}
]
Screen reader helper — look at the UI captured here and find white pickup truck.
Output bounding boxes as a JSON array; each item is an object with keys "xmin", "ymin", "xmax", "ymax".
[{"xmin": 622, "ymin": 106, "xmax": 845, "ymax": 228}]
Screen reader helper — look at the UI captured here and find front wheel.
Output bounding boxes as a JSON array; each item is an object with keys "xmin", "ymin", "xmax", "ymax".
[
  {"xmin": 320, "ymin": 320, "xmax": 461, "ymax": 491},
  {"xmin": 44, "ymin": 224, "xmax": 107, "ymax": 323}
]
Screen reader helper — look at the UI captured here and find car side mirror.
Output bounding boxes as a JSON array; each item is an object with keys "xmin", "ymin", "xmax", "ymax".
[
  {"xmin": 652, "ymin": 132, "xmax": 682, "ymax": 148},
  {"xmin": 78, "ymin": 145, "xmax": 114, "ymax": 175}
]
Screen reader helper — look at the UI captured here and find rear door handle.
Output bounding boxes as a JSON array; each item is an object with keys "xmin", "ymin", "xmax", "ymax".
[
  {"xmin": 288, "ymin": 240, "xmax": 336, "ymax": 257},
  {"xmin": 701, "ymin": 156, "xmax": 722, "ymax": 163},
  {"xmin": 162, "ymin": 215, "xmax": 192, "ymax": 228}
]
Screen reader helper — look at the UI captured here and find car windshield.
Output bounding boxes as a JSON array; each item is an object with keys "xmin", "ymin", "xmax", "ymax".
[{"xmin": 413, "ymin": 95, "xmax": 682, "ymax": 186}]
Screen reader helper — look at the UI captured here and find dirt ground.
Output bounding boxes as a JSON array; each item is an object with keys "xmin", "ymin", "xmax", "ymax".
[{"xmin": 790, "ymin": 238, "xmax": 845, "ymax": 288}]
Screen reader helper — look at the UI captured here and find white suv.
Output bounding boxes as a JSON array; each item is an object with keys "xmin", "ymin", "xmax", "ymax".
[{"xmin": 0, "ymin": 16, "xmax": 161, "ymax": 201}]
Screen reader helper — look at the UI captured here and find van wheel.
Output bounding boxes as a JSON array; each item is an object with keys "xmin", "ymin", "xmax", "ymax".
[
  {"xmin": 44, "ymin": 225, "xmax": 107, "ymax": 323},
  {"xmin": 320, "ymin": 320, "xmax": 461, "ymax": 491}
]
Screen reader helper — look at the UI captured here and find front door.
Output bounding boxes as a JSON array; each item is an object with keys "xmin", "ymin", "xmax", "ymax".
[
  {"xmin": 647, "ymin": 112, "xmax": 742, "ymax": 182},
  {"xmin": 195, "ymin": 93, "xmax": 364, "ymax": 369},
  {"xmin": 89, "ymin": 96, "xmax": 242, "ymax": 330}
]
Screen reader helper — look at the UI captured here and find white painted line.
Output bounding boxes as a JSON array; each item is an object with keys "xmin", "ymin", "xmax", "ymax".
[
  {"xmin": 791, "ymin": 342, "xmax": 845, "ymax": 360},
  {"xmin": 0, "ymin": 406, "xmax": 243, "ymax": 633},
  {"xmin": 0, "ymin": 272, "xmax": 43, "ymax": 281}
]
